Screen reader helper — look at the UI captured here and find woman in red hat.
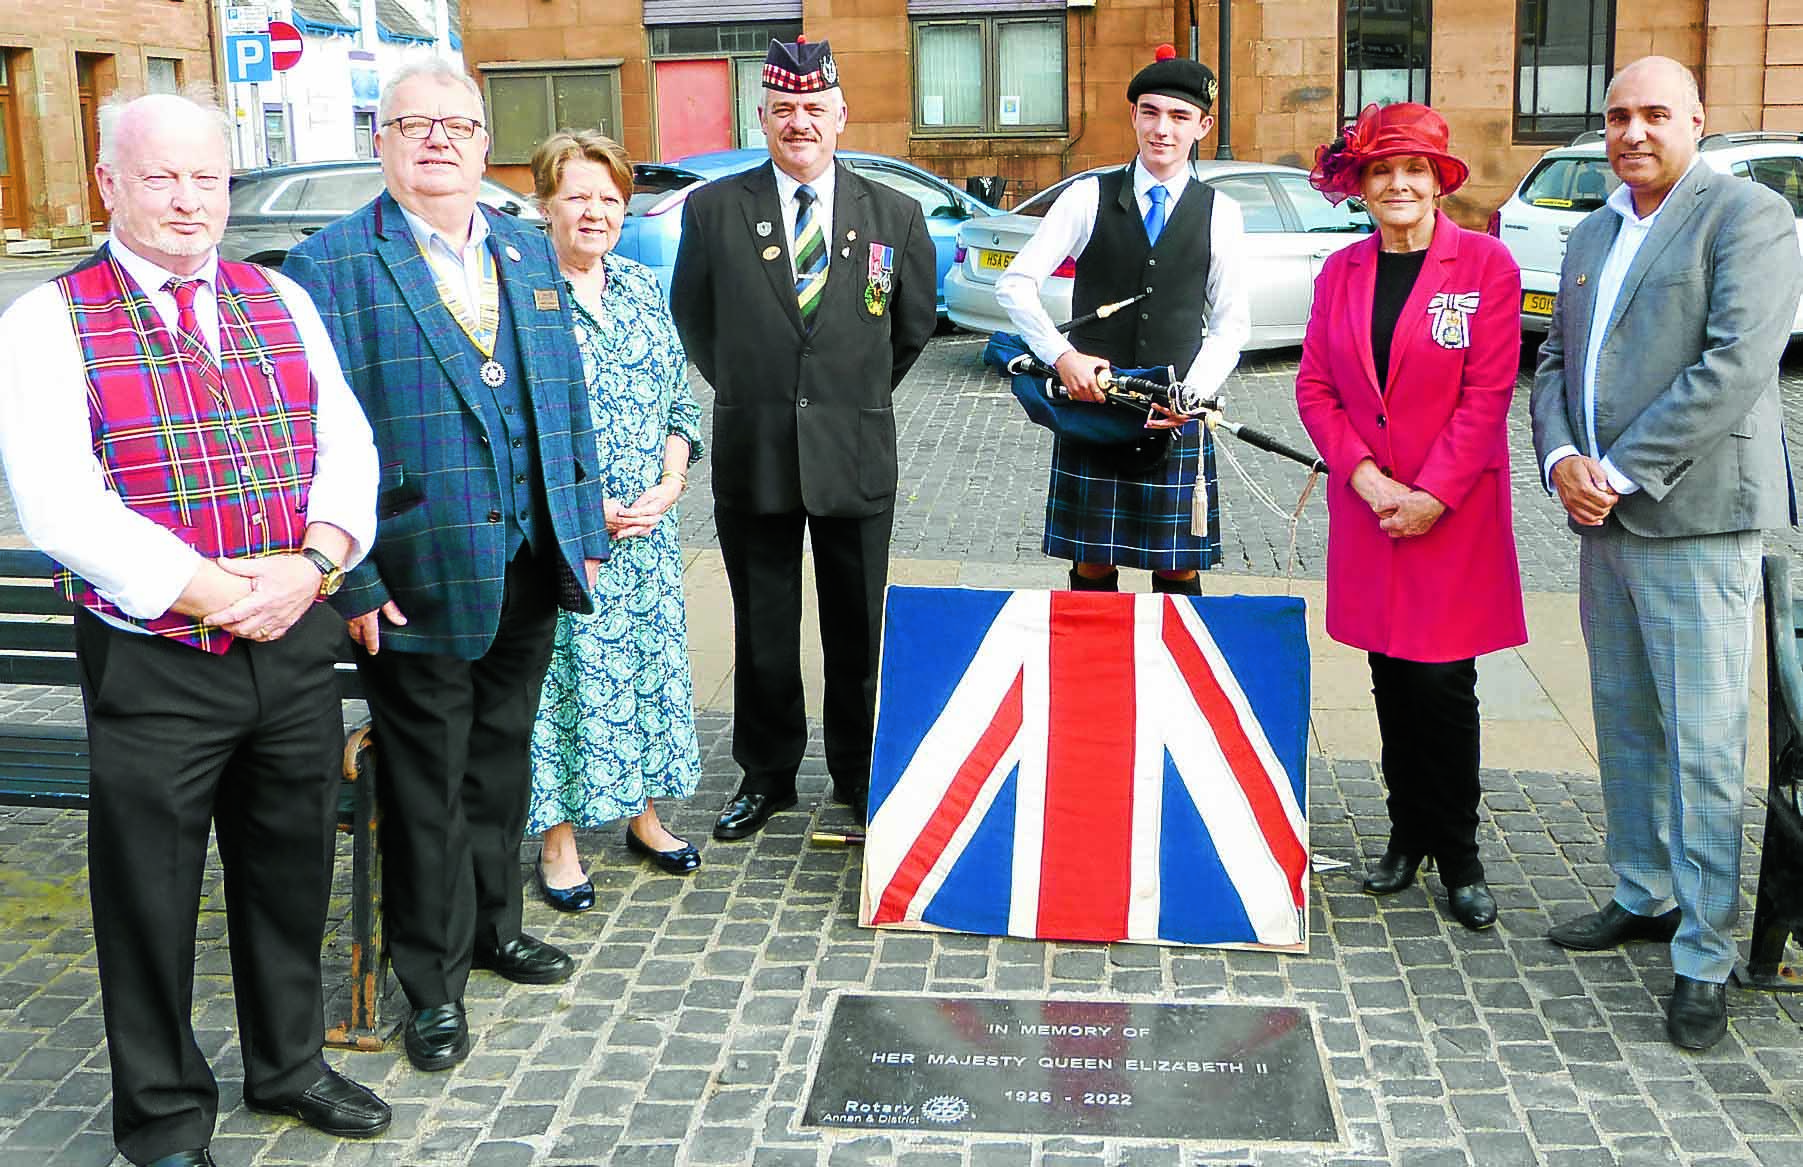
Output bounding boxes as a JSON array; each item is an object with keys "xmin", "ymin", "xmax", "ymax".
[{"xmin": 1294, "ymin": 103, "xmax": 1527, "ymax": 931}]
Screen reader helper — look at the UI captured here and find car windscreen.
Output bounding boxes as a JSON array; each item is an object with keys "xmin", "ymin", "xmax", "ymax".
[
  {"xmin": 1520, "ymin": 157, "xmax": 1619, "ymax": 211},
  {"xmin": 629, "ymin": 167, "xmax": 702, "ymax": 216},
  {"xmin": 1013, "ymin": 178, "xmax": 1077, "ymax": 218}
]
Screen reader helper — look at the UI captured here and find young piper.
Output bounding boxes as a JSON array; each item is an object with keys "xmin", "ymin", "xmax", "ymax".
[{"xmin": 997, "ymin": 45, "xmax": 1250, "ymax": 594}]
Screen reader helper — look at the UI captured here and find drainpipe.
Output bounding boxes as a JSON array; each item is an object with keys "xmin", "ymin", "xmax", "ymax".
[{"xmin": 1214, "ymin": 0, "xmax": 1233, "ymax": 159}]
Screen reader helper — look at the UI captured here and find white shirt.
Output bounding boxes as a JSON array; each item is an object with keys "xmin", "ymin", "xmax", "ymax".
[
  {"xmin": 1541, "ymin": 159, "xmax": 1699, "ymax": 495},
  {"xmin": 398, "ymin": 202, "xmax": 492, "ymax": 321},
  {"xmin": 994, "ymin": 158, "xmax": 1251, "ymax": 398},
  {"xmin": 772, "ymin": 162, "xmax": 837, "ymax": 282},
  {"xmin": 0, "ymin": 240, "xmax": 379, "ymax": 624}
]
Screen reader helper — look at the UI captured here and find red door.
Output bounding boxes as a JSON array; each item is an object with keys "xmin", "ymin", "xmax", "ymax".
[{"xmin": 655, "ymin": 59, "xmax": 732, "ymax": 161}]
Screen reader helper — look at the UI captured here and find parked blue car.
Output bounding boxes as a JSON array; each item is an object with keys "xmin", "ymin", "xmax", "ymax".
[{"xmin": 616, "ymin": 148, "xmax": 997, "ymax": 314}]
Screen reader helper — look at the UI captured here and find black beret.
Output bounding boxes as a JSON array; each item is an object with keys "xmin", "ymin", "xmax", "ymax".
[{"xmin": 1127, "ymin": 44, "xmax": 1217, "ymax": 112}]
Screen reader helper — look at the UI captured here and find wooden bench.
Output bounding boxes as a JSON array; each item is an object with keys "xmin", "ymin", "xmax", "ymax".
[
  {"xmin": 1743, "ymin": 554, "xmax": 1803, "ymax": 991},
  {"xmin": 0, "ymin": 547, "xmax": 392, "ymax": 1047}
]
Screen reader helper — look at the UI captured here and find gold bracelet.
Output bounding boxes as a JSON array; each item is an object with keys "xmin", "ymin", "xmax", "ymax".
[{"xmin": 660, "ymin": 470, "xmax": 687, "ymax": 489}]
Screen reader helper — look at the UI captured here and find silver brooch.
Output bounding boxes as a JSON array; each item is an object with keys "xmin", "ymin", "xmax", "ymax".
[{"xmin": 756, "ymin": 221, "xmax": 773, "ymax": 237}]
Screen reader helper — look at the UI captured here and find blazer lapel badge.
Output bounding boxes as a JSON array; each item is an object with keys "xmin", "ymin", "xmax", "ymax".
[
  {"xmin": 756, "ymin": 220, "xmax": 773, "ymax": 237},
  {"xmin": 1427, "ymin": 292, "xmax": 1480, "ymax": 350},
  {"xmin": 864, "ymin": 241, "xmax": 895, "ymax": 317}
]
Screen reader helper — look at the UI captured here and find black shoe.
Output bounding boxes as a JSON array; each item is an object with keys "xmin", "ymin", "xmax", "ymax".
[
  {"xmin": 1667, "ymin": 974, "xmax": 1729, "ymax": 1050},
  {"xmin": 1362, "ymin": 849, "xmax": 1427, "ymax": 895},
  {"xmin": 473, "ymin": 934, "xmax": 574, "ymax": 985},
  {"xmin": 1547, "ymin": 902, "xmax": 1681, "ymax": 951},
  {"xmin": 713, "ymin": 792, "xmax": 798, "ymax": 840},
  {"xmin": 626, "ymin": 826, "xmax": 702, "ymax": 874},
  {"xmin": 145, "ymin": 1153, "xmax": 216, "ymax": 1167},
  {"xmin": 244, "ymin": 1066, "xmax": 392, "ymax": 1138},
  {"xmin": 1067, "ymin": 567, "xmax": 1120, "ymax": 592},
  {"xmin": 1446, "ymin": 880, "xmax": 1497, "ymax": 931},
  {"xmin": 535, "ymin": 861, "xmax": 596, "ymax": 913},
  {"xmin": 402, "ymin": 1002, "xmax": 470, "ymax": 1072}
]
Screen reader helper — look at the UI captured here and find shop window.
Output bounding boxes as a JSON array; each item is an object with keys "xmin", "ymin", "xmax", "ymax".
[
  {"xmin": 913, "ymin": 15, "xmax": 1064, "ymax": 136},
  {"xmin": 485, "ymin": 66, "xmax": 622, "ymax": 166},
  {"xmin": 1342, "ymin": 0, "xmax": 1430, "ymax": 118},
  {"xmin": 1515, "ymin": 0, "xmax": 1612, "ymax": 142}
]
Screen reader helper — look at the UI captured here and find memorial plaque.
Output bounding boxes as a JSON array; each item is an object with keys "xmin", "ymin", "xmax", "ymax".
[{"xmin": 803, "ymin": 994, "xmax": 1337, "ymax": 1143}]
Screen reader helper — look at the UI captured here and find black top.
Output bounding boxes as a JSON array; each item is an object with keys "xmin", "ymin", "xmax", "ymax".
[{"xmin": 1371, "ymin": 248, "xmax": 1428, "ymax": 390}]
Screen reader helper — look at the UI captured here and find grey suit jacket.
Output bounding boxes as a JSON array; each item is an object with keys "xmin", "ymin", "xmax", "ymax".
[{"xmin": 1529, "ymin": 162, "xmax": 1802, "ymax": 538}]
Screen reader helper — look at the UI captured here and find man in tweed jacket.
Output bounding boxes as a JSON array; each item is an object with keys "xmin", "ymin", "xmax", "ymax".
[{"xmin": 285, "ymin": 60, "xmax": 608, "ymax": 1073}]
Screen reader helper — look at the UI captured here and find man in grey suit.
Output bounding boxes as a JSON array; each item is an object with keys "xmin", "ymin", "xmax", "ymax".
[{"xmin": 1531, "ymin": 55, "xmax": 1803, "ymax": 1051}]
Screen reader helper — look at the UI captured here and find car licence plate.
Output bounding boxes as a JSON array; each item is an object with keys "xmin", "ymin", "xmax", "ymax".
[
  {"xmin": 977, "ymin": 248, "xmax": 1015, "ymax": 272},
  {"xmin": 1522, "ymin": 291, "xmax": 1556, "ymax": 316}
]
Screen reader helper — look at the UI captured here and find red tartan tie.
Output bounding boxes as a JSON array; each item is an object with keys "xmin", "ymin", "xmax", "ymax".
[{"xmin": 164, "ymin": 277, "xmax": 226, "ymax": 397}]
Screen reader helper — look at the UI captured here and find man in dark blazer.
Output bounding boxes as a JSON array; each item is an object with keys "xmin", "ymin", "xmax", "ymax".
[
  {"xmin": 285, "ymin": 59, "xmax": 608, "ymax": 1072},
  {"xmin": 672, "ymin": 37, "xmax": 935, "ymax": 840},
  {"xmin": 1531, "ymin": 55, "xmax": 1803, "ymax": 1051}
]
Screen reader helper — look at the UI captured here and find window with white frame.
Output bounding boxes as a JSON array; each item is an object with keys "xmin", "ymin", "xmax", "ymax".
[{"xmin": 913, "ymin": 15, "xmax": 1064, "ymax": 135}]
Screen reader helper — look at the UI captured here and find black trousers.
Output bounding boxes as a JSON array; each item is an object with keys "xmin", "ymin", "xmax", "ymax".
[
  {"xmin": 353, "ymin": 552, "xmax": 558, "ymax": 1008},
  {"xmin": 78, "ymin": 606, "xmax": 343, "ymax": 1166},
  {"xmin": 1368, "ymin": 652, "xmax": 1483, "ymax": 888},
  {"xmin": 715, "ymin": 501, "xmax": 893, "ymax": 800}
]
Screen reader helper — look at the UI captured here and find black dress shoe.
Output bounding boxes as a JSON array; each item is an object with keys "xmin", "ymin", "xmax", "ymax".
[
  {"xmin": 1667, "ymin": 974, "xmax": 1729, "ymax": 1050},
  {"xmin": 1547, "ymin": 902, "xmax": 1681, "ymax": 951},
  {"xmin": 713, "ymin": 792, "xmax": 798, "ymax": 840},
  {"xmin": 1446, "ymin": 880, "xmax": 1498, "ymax": 931},
  {"xmin": 535, "ymin": 862, "xmax": 596, "ymax": 913},
  {"xmin": 473, "ymin": 933, "xmax": 574, "ymax": 985},
  {"xmin": 403, "ymin": 1001, "xmax": 470, "ymax": 1072},
  {"xmin": 626, "ymin": 827, "xmax": 702, "ymax": 874},
  {"xmin": 244, "ymin": 1066, "xmax": 392, "ymax": 1138},
  {"xmin": 145, "ymin": 1152, "xmax": 216, "ymax": 1167},
  {"xmin": 1362, "ymin": 849, "xmax": 1428, "ymax": 895}
]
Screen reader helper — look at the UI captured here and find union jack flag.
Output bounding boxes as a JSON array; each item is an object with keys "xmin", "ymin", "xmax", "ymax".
[{"xmin": 862, "ymin": 588, "xmax": 1310, "ymax": 950}]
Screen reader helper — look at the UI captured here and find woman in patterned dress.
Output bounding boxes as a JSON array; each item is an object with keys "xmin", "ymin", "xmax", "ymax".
[{"xmin": 526, "ymin": 130, "xmax": 705, "ymax": 912}]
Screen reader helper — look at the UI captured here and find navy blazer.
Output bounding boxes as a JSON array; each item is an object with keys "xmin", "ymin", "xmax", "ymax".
[{"xmin": 285, "ymin": 192, "xmax": 607, "ymax": 659}]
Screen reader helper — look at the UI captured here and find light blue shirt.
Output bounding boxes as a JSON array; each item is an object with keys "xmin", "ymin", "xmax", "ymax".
[{"xmin": 397, "ymin": 202, "xmax": 492, "ymax": 322}]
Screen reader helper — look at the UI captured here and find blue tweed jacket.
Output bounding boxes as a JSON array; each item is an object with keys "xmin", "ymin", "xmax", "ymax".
[{"xmin": 285, "ymin": 192, "xmax": 608, "ymax": 660}]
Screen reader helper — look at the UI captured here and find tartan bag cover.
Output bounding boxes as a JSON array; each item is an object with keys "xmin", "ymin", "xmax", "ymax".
[{"xmin": 55, "ymin": 254, "xmax": 319, "ymax": 653}]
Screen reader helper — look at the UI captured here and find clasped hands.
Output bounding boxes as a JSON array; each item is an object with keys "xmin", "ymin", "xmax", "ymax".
[
  {"xmin": 1053, "ymin": 350, "xmax": 1193, "ymax": 432},
  {"xmin": 1548, "ymin": 454, "xmax": 1618, "ymax": 526},
  {"xmin": 605, "ymin": 477, "xmax": 682, "ymax": 541},
  {"xmin": 1350, "ymin": 459, "xmax": 1445, "ymax": 539},
  {"xmin": 192, "ymin": 553, "xmax": 325, "ymax": 643}
]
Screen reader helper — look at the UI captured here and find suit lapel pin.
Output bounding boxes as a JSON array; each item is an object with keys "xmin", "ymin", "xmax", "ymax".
[
  {"xmin": 756, "ymin": 221, "xmax": 773, "ymax": 237},
  {"xmin": 841, "ymin": 247, "xmax": 851, "ymax": 258},
  {"xmin": 762, "ymin": 245, "xmax": 782, "ymax": 262},
  {"xmin": 847, "ymin": 229, "xmax": 857, "ymax": 242},
  {"xmin": 505, "ymin": 244, "xmax": 522, "ymax": 262},
  {"xmin": 1577, "ymin": 273, "xmax": 1588, "ymax": 286}
]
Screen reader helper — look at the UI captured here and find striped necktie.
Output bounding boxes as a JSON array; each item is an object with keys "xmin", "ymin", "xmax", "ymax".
[
  {"xmin": 794, "ymin": 184, "xmax": 828, "ymax": 325},
  {"xmin": 1144, "ymin": 183, "xmax": 1169, "ymax": 246},
  {"xmin": 164, "ymin": 278, "xmax": 226, "ymax": 398}
]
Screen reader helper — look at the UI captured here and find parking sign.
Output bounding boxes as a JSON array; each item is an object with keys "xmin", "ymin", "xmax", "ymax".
[{"xmin": 226, "ymin": 34, "xmax": 273, "ymax": 84}]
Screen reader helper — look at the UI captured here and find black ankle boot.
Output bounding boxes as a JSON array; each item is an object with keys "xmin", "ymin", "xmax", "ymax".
[
  {"xmin": 1152, "ymin": 573, "xmax": 1202, "ymax": 595},
  {"xmin": 1068, "ymin": 567, "xmax": 1119, "ymax": 592},
  {"xmin": 1363, "ymin": 848, "xmax": 1429, "ymax": 895}
]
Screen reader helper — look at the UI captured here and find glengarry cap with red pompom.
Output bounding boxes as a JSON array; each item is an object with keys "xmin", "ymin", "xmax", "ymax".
[
  {"xmin": 762, "ymin": 35, "xmax": 839, "ymax": 94},
  {"xmin": 1127, "ymin": 43, "xmax": 1218, "ymax": 113}
]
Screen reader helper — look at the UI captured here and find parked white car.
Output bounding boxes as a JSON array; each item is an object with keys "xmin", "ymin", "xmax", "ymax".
[
  {"xmin": 944, "ymin": 161, "xmax": 1372, "ymax": 352},
  {"xmin": 1491, "ymin": 129, "xmax": 1803, "ymax": 335}
]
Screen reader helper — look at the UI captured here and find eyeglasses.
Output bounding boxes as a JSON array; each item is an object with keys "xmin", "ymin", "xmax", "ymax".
[{"xmin": 382, "ymin": 115, "xmax": 484, "ymax": 140}]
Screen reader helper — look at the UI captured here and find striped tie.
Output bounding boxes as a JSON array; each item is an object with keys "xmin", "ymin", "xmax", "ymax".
[
  {"xmin": 794, "ymin": 184, "xmax": 828, "ymax": 325},
  {"xmin": 164, "ymin": 278, "xmax": 226, "ymax": 398}
]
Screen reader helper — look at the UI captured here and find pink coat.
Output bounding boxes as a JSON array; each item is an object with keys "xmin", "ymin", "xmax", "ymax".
[{"xmin": 1295, "ymin": 212, "xmax": 1527, "ymax": 663}]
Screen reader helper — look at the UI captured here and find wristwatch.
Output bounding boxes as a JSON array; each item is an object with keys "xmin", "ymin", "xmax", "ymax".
[{"xmin": 299, "ymin": 548, "xmax": 345, "ymax": 597}]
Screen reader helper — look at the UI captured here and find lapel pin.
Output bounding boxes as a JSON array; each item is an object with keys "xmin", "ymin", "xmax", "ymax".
[
  {"xmin": 756, "ymin": 221, "xmax": 773, "ymax": 237},
  {"xmin": 1577, "ymin": 273, "xmax": 1587, "ymax": 286},
  {"xmin": 762, "ymin": 245, "xmax": 782, "ymax": 261},
  {"xmin": 841, "ymin": 247, "xmax": 851, "ymax": 258},
  {"xmin": 505, "ymin": 245, "xmax": 522, "ymax": 262},
  {"xmin": 534, "ymin": 288, "xmax": 560, "ymax": 310},
  {"xmin": 847, "ymin": 229, "xmax": 857, "ymax": 242}
]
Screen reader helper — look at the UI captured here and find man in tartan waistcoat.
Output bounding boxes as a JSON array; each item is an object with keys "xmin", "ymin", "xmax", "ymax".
[
  {"xmin": 284, "ymin": 59, "xmax": 609, "ymax": 1073},
  {"xmin": 0, "ymin": 93, "xmax": 387, "ymax": 1167}
]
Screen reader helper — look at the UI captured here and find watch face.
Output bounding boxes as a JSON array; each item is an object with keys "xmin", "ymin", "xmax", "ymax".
[{"xmin": 318, "ymin": 570, "xmax": 344, "ymax": 597}]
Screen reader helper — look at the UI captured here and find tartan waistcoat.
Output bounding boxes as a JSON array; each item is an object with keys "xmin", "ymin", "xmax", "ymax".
[{"xmin": 55, "ymin": 252, "xmax": 319, "ymax": 653}]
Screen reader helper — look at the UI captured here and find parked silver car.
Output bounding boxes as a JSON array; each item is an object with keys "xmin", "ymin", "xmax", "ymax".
[{"xmin": 944, "ymin": 161, "xmax": 1372, "ymax": 351}]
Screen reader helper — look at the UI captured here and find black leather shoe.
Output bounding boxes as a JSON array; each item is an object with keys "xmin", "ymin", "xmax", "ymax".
[
  {"xmin": 713, "ymin": 792, "xmax": 798, "ymax": 840},
  {"xmin": 1667, "ymin": 974, "xmax": 1729, "ymax": 1050},
  {"xmin": 403, "ymin": 1001, "xmax": 470, "ymax": 1072},
  {"xmin": 535, "ymin": 862, "xmax": 596, "ymax": 913},
  {"xmin": 626, "ymin": 827, "xmax": 702, "ymax": 874},
  {"xmin": 473, "ymin": 934, "xmax": 574, "ymax": 985},
  {"xmin": 1547, "ymin": 902, "xmax": 1681, "ymax": 951},
  {"xmin": 1362, "ymin": 849, "xmax": 1427, "ymax": 895},
  {"xmin": 244, "ymin": 1066, "xmax": 392, "ymax": 1138},
  {"xmin": 145, "ymin": 1152, "xmax": 216, "ymax": 1167},
  {"xmin": 1446, "ymin": 880, "xmax": 1498, "ymax": 931}
]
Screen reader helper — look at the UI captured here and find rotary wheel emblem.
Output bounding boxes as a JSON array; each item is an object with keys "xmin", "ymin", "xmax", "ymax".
[{"xmin": 921, "ymin": 1095, "xmax": 970, "ymax": 1124}]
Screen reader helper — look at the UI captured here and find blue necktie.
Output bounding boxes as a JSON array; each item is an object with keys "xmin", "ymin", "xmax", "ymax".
[{"xmin": 1144, "ymin": 183, "xmax": 1169, "ymax": 246}]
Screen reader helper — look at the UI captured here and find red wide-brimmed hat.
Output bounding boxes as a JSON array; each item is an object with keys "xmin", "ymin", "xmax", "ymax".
[{"xmin": 1309, "ymin": 102, "xmax": 1470, "ymax": 205}]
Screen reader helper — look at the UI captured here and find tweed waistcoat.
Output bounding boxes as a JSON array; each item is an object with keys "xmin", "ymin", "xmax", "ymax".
[
  {"xmin": 1068, "ymin": 166, "xmax": 1214, "ymax": 371},
  {"xmin": 55, "ymin": 252, "xmax": 319, "ymax": 653}
]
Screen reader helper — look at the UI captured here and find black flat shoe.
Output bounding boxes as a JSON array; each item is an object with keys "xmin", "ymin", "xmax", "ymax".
[
  {"xmin": 1547, "ymin": 902, "xmax": 1681, "ymax": 951},
  {"xmin": 1363, "ymin": 849, "xmax": 1428, "ymax": 895},
  {"xmin": 473, "ymin": 933, "xmax": 574, "ymax": 985},
  {"xmin": 535, "ymin": 862, "xmax": 596, "ymax": 913},
  {"xmin": 146, "ymin": 1152, "xmax": 216, "ymax": 1167},
  {"xmin": 1667, "ymin": 974, "xmax": 1728, "ymax": 1050},
  {"xmin": 1446, "ymin": 880, "xmax": 1497, "ymax": 931},
  {"xmin": 713, "ymin": 792, "xmax": 798, "ymax": 840},
  {"xmin": 626, "ymin": 827, "xmax": 702, "ymax": 874},
  {"xmin": 402, "ymin": 1002, "xmax": 470, "ymax": 1072},
  {"xmin": 244, "ymin": 1066, "xmax": 392, "ymax": 1138}
]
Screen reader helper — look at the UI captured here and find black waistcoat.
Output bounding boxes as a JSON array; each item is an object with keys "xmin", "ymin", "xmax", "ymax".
[{"xmin": 1067, "ymin": 166, "xmax": 1214, "ymax": 371}]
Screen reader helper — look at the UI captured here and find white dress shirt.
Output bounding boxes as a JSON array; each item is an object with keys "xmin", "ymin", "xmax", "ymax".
[
  {"xmin": 398, "ymin": 202, "xmax": 493, "ymax": 321},
  {"xmin": 994, "ymin": 157, "xmax": 1251, "ymax": 399},
  {"xmin": 0, "ymin": 239, "xmax": 379, "ymax": 624},
  {"xmin": 772, "ymin": 162, "xmax": 838, "ymax": 282},
  {"xmin": 1542, "ymin": 158, "xmax": 1700, "ymax": 495}
]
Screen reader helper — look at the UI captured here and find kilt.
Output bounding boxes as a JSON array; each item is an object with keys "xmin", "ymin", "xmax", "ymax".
[{"xmin": 1043, "ymin": 420, "xmax": 1222, "ymax": 571}]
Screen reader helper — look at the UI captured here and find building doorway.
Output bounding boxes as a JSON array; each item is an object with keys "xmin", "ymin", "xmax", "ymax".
[
  {"xmin": 77, "ymin": 52, "xmax": 115, "ymax": 225},
  {"xmin": 0, "ymin": 52, "xmax": 27, "ymax": 233}
]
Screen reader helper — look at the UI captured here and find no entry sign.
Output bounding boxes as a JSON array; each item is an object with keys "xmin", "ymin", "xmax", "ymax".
[{"xmin": 268, "ymin": 20, "xmax": 304, "ymax": 71}]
